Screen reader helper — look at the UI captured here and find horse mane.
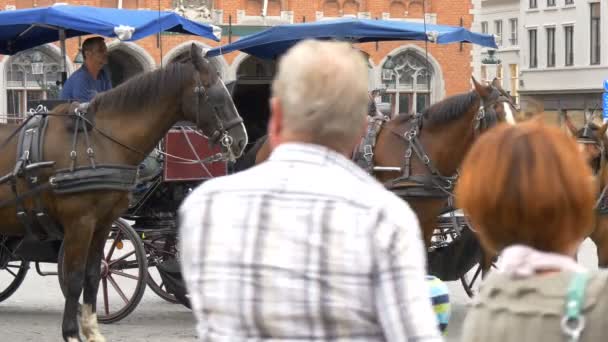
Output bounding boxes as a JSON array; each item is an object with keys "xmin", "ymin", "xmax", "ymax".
[
  {"xmin": 89, "ymin": 62, "xmax": 196, "ymax": 113},
  {"xmin": 394, "ymin": 91, "xmax": 480, "ymax": 127}
]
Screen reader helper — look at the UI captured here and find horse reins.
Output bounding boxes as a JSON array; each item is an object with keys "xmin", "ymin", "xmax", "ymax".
[{"xmin": 384, "ymin": 92, "xmax": 504, "ymax": 198}]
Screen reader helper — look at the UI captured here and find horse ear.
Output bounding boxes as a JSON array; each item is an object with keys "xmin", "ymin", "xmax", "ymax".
[
  {"xmin": 472, "ymin": 76, "xmax": 489, "ymax": 97},
  {"xmin": 491, "ymin": 78, "xmax": 503, "ymax": 91},
  {"xmin": 190, "ymin": 43, "xmax": 206, "ymax": 73},
  {"xmin": 561, "ymin": 110, "xmax": 578, "ymax": 136}
]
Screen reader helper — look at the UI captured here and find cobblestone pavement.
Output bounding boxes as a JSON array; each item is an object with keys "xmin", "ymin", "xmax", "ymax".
[{"xmin": 0, "ymin": 240, "xmax": 599, "ymax": 342}]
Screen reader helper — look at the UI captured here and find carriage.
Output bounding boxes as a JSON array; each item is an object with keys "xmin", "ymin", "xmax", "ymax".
[{"xmin": 0, "ymin": 8, "xmax": 501, "ymax": 341}]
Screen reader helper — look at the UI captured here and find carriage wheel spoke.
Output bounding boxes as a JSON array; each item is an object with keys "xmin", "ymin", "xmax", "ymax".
[
  {"xmin": 107, "ymin": 274, "xmax": 129, "ymax": 304},
  {"xmin": 108, "ymin": 250, "xmax": 136, "ymax": 267},
  {"xmin": 6, "ymin": 264, "xmax": 23, "ymax": 269},
  {"xmin": 105, "ymin": 230, "xmax": 123, "ymax": 262},
  {"xmin": 102, "ymin": 277, "xmax": 110, "ymax": 316},
  {"xmin": 109, "ymin": 270, "xmax": 139, "ymax": 281},
  {"xmin": 6, "ymin": 268, "xmax": 17, "ymax": 278}
]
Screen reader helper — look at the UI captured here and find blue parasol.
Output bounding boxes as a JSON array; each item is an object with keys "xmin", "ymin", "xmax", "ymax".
[
  {"xmin": 206, "ymin": 18, "xmax": 497, "ymax": 59},
  {"xmin": 0, "ymin": 4, "xmax": 221, "ymax": 55}
]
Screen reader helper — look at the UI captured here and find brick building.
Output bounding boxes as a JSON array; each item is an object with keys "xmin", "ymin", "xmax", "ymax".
[{"xmin": 0, "ymin": 0, "xmax": 477, "ymax": 127}]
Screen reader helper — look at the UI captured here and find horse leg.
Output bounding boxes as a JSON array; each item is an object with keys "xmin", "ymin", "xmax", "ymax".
[
  {"xmin": 62, "ymin": 218, "xmax": 96, "ymax": 342},
  {"xmin": 590, "ymin": 215, "xmax": 608, "ymax": 267},
  {"xmin": 80, "ymin": 221, "xmax": 112, "ymax": 342}
]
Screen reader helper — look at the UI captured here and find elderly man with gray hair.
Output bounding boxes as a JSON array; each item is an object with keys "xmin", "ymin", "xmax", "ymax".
[{"xmin": 179, "ymin": 40, "xmax": 442, "ymax": 342}]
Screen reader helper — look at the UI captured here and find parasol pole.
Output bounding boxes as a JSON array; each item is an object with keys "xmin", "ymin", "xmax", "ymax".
[{"xmin": 59, "ymin": 29, "xmax": 67, "ymax": 85}]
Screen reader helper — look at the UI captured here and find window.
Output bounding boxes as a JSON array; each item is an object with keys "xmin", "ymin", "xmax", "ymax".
[
  {"xmin": 509, "ymin": 64, "xmax": 519, "ymax": 104},
  {"xmin": 547, "ymin": 0, "xmax": 555, "ymax": 7},
  {"xmin": 494, "ymin": 20, "xmax": 503, "ymax": 46},
  {"xmin": 529, "ymin": 0, "xmax": 537, "ymax": 9},
  {"xmin": 565, "ymin": 0, "xmax": 574, "ymax": 5},
  {"xmin": 546, "ymin": 27, "xmax": 556, "ymax": 67},
  {"xmin": 509, "ymin": 18, "xmax": 518, "ymax": 45},
  {"xmin": 565, "ymin": 26, "xmax": 574, "ymax": 66},
  {"xmin": 481, "ymin": 21, "xmax": 488, "ymax": 34},
  {"xmin": 4, "ymin": 48, "xmax": 61, "ymax": 123},
  {"xmin": 590, "ymin": 2, "xmax": 601, "ymax": 65},
  {"xmin": 529, "ymin": 29, "xmax": 538, "ymax": 68},
  {"xmin": 381, "ymin": 51, "xmax": 433, "ymax": 115}
]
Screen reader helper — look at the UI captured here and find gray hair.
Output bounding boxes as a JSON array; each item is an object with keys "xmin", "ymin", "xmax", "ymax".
[{"xmin": 272, "ymin": 40, "xmax": 369, "ymax": 147}]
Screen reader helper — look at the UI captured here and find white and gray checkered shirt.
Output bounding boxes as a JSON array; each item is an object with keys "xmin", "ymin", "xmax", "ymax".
[{"xmin": 179, "ymin": 143, "xmax": 442, "ymax": 342}]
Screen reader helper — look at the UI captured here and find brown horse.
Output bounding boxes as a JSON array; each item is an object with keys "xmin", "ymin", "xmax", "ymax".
[
  {"xmin": 238, "ymin": 77, "xmax": 515, "ymax": 249},
  {"xmin": 563, "ymin": 112, "xmax": 608, "ymax": 267},
  {"xmin": 0, "ymin": 44, "xmax": 247, "ymax": 341}
]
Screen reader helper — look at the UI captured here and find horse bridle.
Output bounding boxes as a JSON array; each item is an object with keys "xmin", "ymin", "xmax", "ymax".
[
  {"xmin": 386, "ymin": 92, "xmax": 503, "ymax": 198},
  {"xmin": 577, "ymin": 124, "xmax": 605, "ymax": 175},
  {"xmin": 193, "ymin": 74, "xmax": 243, "ymax": 152},
  {"xmin": 474, "ymin": 93, "xmax": 513, "ymax": 137}
]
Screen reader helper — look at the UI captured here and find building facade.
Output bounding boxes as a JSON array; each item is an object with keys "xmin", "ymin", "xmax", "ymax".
[
  {"xmin": 472, "ymin": 0, "xmax": 520, "ymax": 106},
  {"xmin": 518, "ymin": 0, "xmax": 606, "ymax": 123},
  {"xmin": 0, "ymin": 0, "xmax": 479, "ymax": 123}
]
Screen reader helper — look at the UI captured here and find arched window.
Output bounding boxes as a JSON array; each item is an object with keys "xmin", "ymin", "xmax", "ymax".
[
  {"xmin": 381, "ymin": 50, "xmax": 432, "ymax": 116},
  {"xmin": 5, "ymin": 47, "xmax": 61, "ymax": 123},
  {"xmin": 389, "ymin": 1, "xmax": 406, "ymax": 19}
]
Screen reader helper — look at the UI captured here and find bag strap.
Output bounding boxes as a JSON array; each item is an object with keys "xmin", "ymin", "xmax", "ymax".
[{"xmin": 561, "ymin": 272, "xmax": 590, "ymax": 342}]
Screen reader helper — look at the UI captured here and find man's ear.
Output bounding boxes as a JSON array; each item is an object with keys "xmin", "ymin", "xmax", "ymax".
[{"xmin": 268, "ymin": 97, "xmax": 283, "ymax": 149}]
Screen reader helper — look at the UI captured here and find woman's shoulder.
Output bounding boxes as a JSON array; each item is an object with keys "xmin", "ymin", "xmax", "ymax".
[{"xmin": 472, "ymin": 270, "xmax": 608, "ymax": 316}]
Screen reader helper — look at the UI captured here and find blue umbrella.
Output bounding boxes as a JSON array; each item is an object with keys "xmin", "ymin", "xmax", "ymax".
[
  {"xmin": 0, "ymin": 4, "xmax": 221, "ymax": 55},
  {"xmin": 207, "ymin": 18, "xmax": 497, "ymax": 59}
]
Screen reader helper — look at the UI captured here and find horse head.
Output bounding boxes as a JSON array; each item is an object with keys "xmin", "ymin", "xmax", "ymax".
[
  {"xmin": 180, "ymin": 43, "xmax": 248, "ymax": 160},
  {"xmin": 564, "ymin": 111, "xmax": 608, "ymax": 175},
  {"xmin": 472, "ymin": 76, "xmax": 518, "ymax": 131}
]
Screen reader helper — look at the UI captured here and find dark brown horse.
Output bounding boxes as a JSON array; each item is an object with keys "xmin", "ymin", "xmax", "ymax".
[
  {"xmin": 0, "ymin": 44, "xmax": 247, "ymax": 341},
  {"xmin": 238, "ymin": 77, "xmax": 514, "ymax": 251},
  {"xmin": 563, "ymin": 112, "xmax": 608, "ymax": 267}
]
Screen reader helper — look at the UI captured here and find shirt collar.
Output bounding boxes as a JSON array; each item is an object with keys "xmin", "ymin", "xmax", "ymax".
[{"xmin": 269, "ymin": 143, "xmax": 364, "ymax": 174}]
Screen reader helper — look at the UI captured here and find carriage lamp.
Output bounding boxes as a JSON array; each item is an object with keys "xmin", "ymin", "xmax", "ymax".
[
  {"xmin": 482, "ymin": 49, "xmax": 501, "ymax": 65},
  {"xmin": 31, "ymin": 51, "xmax": 44, "ymax": 75}
]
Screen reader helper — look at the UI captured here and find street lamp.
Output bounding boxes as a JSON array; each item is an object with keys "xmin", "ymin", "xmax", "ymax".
[{"xmin": 482, "ymin": 49, "xmax": 501, "ymax": 65}]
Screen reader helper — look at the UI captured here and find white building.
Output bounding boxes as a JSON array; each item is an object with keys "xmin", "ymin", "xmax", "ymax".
[
  {"xmin": 519, "ymin": 0, "xmax": 605, "ymax": 123},
  {"xmin": 474, "ymin": 0, "xmax": 606, "ymax": 123},
  {"xmin": 473, "ymin": 0, "xmax": 521, "ymax": 105}
]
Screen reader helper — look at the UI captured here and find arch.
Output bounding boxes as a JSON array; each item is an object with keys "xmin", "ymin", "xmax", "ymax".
[
  {"xmin": 323, "ymin": 0, "xmax": 340, "ymax": 17},
  {"xmin": 407, "ymin": 1, "xmax": 424, "ymax": 18},
  {"xmin": 389, "ymin": 1, "xmax": 406, "ymax": 18},
  {"xmin": 105, "ymin": 41, "xmax": 155, "ymax": 87},
  {"xmin": 343, "ymin": 0, "xmax": 359, "ymax": 16},
  {"xmin": 376, "ymin": 45, "xmax": 445, "ymax": 114},
  {"xmin": 235, "ymin": 55, "xmax": 277, "ymax": 80},
  {"xmin": 267, "ymin": 0, "xmax": 282, "ymax": 16},
  {"xmin": 246, "ymin": 0, "xmax": 263, "ymax": 16},
  {"xmin": 0, "ymin": 43, "xmax": 74, "ymax": 118},
  {"xmin": 162, "ymin": 41, "xmax": 230, "ymax": 81}
]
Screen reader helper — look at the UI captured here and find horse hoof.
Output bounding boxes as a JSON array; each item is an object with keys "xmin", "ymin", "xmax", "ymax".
[
  {"xmin": 66, "ymin": 337, "xmax": 82, "ymax": 342},
  {"xmin": 87, "ymin": 336, "xmax": 106, "ymax": 342}
]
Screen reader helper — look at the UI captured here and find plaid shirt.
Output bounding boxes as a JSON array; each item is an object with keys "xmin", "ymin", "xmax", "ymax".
[{"xmin": 179, "ymin": 143, "xmax": 442, "ymax": 342}]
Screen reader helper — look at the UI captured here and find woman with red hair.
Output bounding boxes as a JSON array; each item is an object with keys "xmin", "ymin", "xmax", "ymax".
[{"xmin": 457, "ymin": 121, "xmax": 608, "ymax": 341}]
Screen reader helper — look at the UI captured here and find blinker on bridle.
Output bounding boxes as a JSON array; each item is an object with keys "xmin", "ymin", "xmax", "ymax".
[{"xmin": 192, "ymin": 74, "xmax": 243, "ymax": 151}]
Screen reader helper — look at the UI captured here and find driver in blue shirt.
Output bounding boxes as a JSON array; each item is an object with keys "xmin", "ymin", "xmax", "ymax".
[{"xmin": 60, "ymin": 36, "xmax": 112, "ymax": 102}]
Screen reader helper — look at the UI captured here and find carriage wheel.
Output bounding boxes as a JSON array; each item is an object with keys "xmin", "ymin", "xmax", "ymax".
[
  {"xmin": 460, "ymin": 258, "xmax": 498, "ymax": 298},
  {"xmin": 58, "ymin": 219, "xmax": 148, "ymax": 323},
  {"xmin": 144, "ymin": 234, "xmax": 180, "ymax": 304},
  {"xmin": 0, "ymin": 258, "xmax": 28, "ymax": 303}
]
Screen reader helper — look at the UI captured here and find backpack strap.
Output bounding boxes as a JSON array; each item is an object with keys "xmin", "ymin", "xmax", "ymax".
[{"xmin": 561, "ymin": 272, "xmax": 590, "ymax": 342}]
